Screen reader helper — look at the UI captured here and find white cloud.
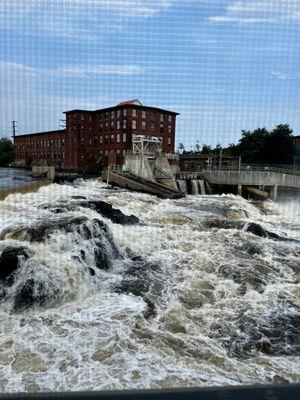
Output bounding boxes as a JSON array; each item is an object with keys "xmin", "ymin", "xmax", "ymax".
[
  {"xmin": 0, "ymin": 0, "xmax": 172, "ymax": 40},
  {"xmin": 0, "ymin": 61, "xmax": 143, "ymax": 79},
  {"xmin": 209, "ymin": 0, "xmax": 300, "ymax": 24},
  {"xmin": 52, "ymin": 64, "xmax": 144, "ymax": 77},
  {"xmin": 271, "ymin": 71, "xmax": 299, "ymax": 80}
]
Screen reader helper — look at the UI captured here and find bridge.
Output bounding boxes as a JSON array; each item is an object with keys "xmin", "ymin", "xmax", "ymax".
[{"xmin": 200, "ymin": 166, "xmax": 300, "ymax": 200}]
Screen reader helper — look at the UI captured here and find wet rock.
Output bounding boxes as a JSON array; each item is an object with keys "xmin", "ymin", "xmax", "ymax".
[
  {"xmin": 212, "ymin": 305, "xmax": 300, "ymax": 358},
  {"xmin": 115, "ymin": 251, "xmax": 162, "ymax": 319},
  {"xmin": 0, "ymin": 247, "xmax": 28, "ymax": 283},
  {"xmin": 203, "ymin": 218, "xmax": 241, "ymax": 230},
  {"xmin": 244, "ymin": 222, "xmax": 268, "ymax": 238},
  {"xmin": 79, "ymin": 200, "xmax": 139, "ymax": 225},
  {"xmin": 23, "ymin": 216, "xmax": 89, "ymax": 242}
]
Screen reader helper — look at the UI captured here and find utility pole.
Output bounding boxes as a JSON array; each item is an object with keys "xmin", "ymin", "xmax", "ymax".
[
  {"xmin": 219, "ymin": 148, "xmax": 222, "ymax": 170},
  {"xmin": 11, "ymin": 120, "xmax": 17, "ymax": 139}
]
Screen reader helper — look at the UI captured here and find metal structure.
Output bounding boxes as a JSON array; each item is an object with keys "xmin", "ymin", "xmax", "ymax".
[
  {"xmin": 132, "ymin": 135, "xmax": 162, "ymax": 158},
  {"xmin": 0, "ymin": 383, "xmax": 299, "ymax": 399}
]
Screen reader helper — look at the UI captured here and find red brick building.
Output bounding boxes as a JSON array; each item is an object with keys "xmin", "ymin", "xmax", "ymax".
[
  {"xmin": 14, "ymin": 129, "xmax": 66, "ymax": 168},
  {"xmin": 14, "ymin": 99, "xmax": 179, "ymax": 170}
]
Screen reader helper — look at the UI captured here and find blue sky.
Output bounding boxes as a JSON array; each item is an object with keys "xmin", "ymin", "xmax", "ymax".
[{"xmin": 0, "ymin": 0, "xmax": 299, "ymax": 150}]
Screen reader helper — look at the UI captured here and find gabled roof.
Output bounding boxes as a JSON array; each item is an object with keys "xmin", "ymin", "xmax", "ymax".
[{"xmin": 117, "ymin": 99, "xmax": 143, "ymax": 106}]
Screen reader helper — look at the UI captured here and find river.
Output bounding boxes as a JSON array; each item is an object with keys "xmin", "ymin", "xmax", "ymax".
[
  {"xmin": 0, "ymin": 168, "xmax": 36, "ymax": 191},
  {"xmin": 0, "ymin": 179, "xmax": 299, "ymax": 392}
]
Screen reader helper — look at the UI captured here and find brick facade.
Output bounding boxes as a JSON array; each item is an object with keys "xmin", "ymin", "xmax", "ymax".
[{"xmin": 14, "ymin": 100, "xmax": 179, "ymax": 170}]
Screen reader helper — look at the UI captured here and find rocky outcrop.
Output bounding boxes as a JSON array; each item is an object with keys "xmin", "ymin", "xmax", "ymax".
[
  {"xmin": 39, "ymin": 199, "xmax": 139, "ymax": 225},
  {"xmin": 0, "ymin": 247, "xmax": 28, "ymax": 283},
  {"xmin": 79, "ymin": 200, "xmax": 139, "ymax": 225}
]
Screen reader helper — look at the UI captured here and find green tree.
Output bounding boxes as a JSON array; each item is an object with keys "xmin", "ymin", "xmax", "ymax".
[
  {"xmin": 201, "ymin": 144, "xmax": 213, "ymax": 155},
  {"xmin": 177, "ymin": 142, "xmax": 186, "ymax": 154},
  {"xmin": 0, "ymin": 138, "xmax": 14, "ymax": 167},
  {"xmin": 267, "ymin": 124, "xmax": 295, "ymax": 164},
  {"xmin": 238, "ymin": 128, "xmax": 270, "ymax": 164}
]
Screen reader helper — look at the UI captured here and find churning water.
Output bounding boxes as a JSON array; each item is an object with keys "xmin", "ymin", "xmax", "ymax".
[{"xmin": 0, "ymin": 179, "xmax": 299, "ymax": 392}]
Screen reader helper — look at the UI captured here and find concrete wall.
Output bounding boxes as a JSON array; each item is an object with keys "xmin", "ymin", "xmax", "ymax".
[
  {"xmin": 124, "ymin": 155, "xmax": 155, "ymax": 181},
  {"xmin": 32, "ymin": 166, "xmax": 55, "ymax": 181},
  {"xmin": 202, "ymin": 170, "xmax": 300, "ymax": 189},
  {"xmin": 153, "ymin": 154, "xmax": 178, "ymax": 191}
]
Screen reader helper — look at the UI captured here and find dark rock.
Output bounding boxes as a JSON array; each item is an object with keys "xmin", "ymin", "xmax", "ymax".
[
  {"xmin": 94, "ymin": 240, "xmax": 111, "ymax": 270},
  {"xmin": 71, "ymin": 196, "xmax": 86, "ymax": 200},
  {"xmin": 244, "ymin": 222, "xmax": 268, "ymax": 238},
  {"xmin": 79, "ymin": 200, "xmax": 139, "ymax": 225},
  {"xmin": 25, "ymin": 216, "xmax": 89, "ymax": 242},
  {"xmin": 0, "ymin": 247, "xmax": 28, "ymax": 283},
  {"xmin": 211, "ymin": 305, "xmax": 300, "ymax": 358},
  {"xmin": 13, "ymin": 277, "xmax": 61, "ymax": 311}
]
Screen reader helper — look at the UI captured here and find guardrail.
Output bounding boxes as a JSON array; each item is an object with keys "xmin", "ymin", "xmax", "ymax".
[
  {"xmin": 0, "ymin": 383, "xmax": 299, "ymax": 399},
  {"xmin": 203, "ymin": 165, "xmax": 300, "ymax": 176}
]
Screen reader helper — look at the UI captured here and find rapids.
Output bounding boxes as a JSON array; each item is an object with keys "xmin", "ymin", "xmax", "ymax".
[{"xmin": 0, "ymin": 179, "xmax": 299, "ymax": 392}]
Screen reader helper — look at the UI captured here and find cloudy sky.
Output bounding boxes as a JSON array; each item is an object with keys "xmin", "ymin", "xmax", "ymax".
[{"xmin": 0, "ymin": 0, "xmax": 299, "ymax": 149}]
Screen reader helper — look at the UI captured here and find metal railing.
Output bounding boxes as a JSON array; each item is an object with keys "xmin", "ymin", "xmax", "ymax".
[{"xmin": 205, "ymin": 164, "xmax": 300, "ymax": 176}]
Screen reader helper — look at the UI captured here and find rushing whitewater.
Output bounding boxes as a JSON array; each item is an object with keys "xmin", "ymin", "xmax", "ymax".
[{"xmin": 0, "ymin": 179, "xmax": 299, "ymax": 392}]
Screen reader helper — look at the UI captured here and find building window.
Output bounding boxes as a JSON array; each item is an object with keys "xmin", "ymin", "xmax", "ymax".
[
  {"xmin": 132, "ymin": 109, "xmax": 137, "ymax": 117},
  {"xmin": 151, "ymin": 122, "xmax": 155, "ymax": 132},
  {"xmin": 142, "ymin": 110, "xmax": 146, "ymax": 119},
  {"xmin": 160, "ymin": 123, "xmax": 164, "ymax": 134},
  {"xmin": 117, "ymin": 121, "xmax": 120, "ymax": 130},
  {"xmin": 168, "ymin": 115, "xmax": 172, "ymax": 122},
  {"xmin": 105, "ymin": 122, "xmax": 109, "ymax": 130},
  {"xmin": 123, "ymin": 149, "xmax": 127, "ymax": 156},
  {"xmin": 117, "ymin": 110, "xmax": 121, "ymax": 118},
  {"xmin": 117, "ymin": 133, "xmax": 120, "ymax": 143},
  {"xmin": 123, "ymin": 109, "xmax": 127, "ymax": 116},
  {"xmin": 168, "ymin": 125, "xmax": 172, "ymax": 134},
  {"xmin": 100, "ymin": 136, "xmax": 103, "ymax": 143},
  {"xmin": 105, "ymin": 112, "xmax": 110, "ymax": 118},
  {"xmin": 142, "ymin": 121, "xmax": 146, "ymax": 130},
  {"xmin": 123, "ymin": 133, "xmax": 127, "ymax": 143},
  {"xmin": 116, "ymin": 149, "xmax": 121, "ymax": 155},
  {"xmin": 150, "ymin": 112, "xmax": 155, "ymax": 120},
  {"xmin": 111, "ymin": 111, "xmax": 115, "ymax": 118},
  {"xmin": 81, "ymin": 155, "xmax": 85, "ymax": 159},
  {"xmin": 111, "ymin": 121, "xmax": 114, "ymax": 129},
  {"xmin": 132, "ymin": 120, "xmax": 137, "ymax": 130},
  {"xmin": 160, "ymin": 113, "xmax": 164, "ymax": 122},
  {"xmin": 110, "ymin": 134, "xmax": 114, "ymax": 142},
  {"xmin": 105, "ymin": 135, "xmax": 109, "ymax": 143},
  {"xmin": 81, "ymin": 138, "xmax": 84, "ymax": 142},
  {"xmin": 100, "ymin": 122, "xmax": 103, "ymax": 131},
  {"xmin": 89, "ymin": 115, "xmax": 92, "ymax": 121},
  {"xmin": 89, "ymin": 126, "xmax": 92, "ymax": 131},
  {"xmin": 168, "ymin": 138, "xmax": 172, "ymax": 145},
  {"xmin": 73, "ymin": 113, "xmax": 77, "ymax": 118},
  {"xmin": 123, "ymin": 120, "xmax": 127, "ymax": 130},
  {"xmin": 81, "ymin": 115, "xmax": 85, "ymax": 121}
]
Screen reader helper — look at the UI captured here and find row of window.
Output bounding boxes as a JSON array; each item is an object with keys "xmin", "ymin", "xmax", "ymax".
[
  {"xmin": 80, "ymin": 149, "xmax": 128, "ymax": 159},
  {"xmin": 72, "ymin": 110, "xmax": 173, "ymax": 122},
  {"xmin": 15, "ymin": 139, "xmax": 65, "ymax": 148},
  {"xmin": 16, "ymin": 152, "xmax": 65, "ymax": 160},
  {"xmin": 71, "ymin": 121, "xmax": 172, "ymax": 134}
]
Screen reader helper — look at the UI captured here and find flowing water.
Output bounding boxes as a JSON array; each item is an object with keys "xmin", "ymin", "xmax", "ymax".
[
  {"xmin": 0, "ymin": 168, "xmax": 36, "ymax": 191},
  {"xmin": 0, "ymin": 179, "xmax": 299, "ymax": 393}
]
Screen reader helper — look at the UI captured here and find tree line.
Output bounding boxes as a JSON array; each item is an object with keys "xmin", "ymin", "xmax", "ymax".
[
  {"xmin": 178, "ymin": 124, "xmax": 299, "ymax": 165},
  {"xmin": 0, "ymin": 138, "xmax": 14, "ymax": 167}
]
